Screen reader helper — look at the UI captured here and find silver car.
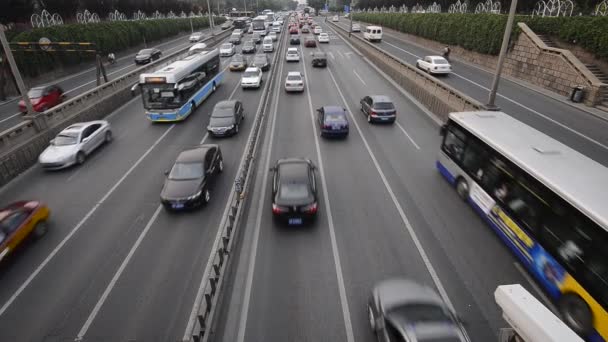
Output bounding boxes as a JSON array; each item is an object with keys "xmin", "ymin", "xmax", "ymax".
[
  {"xmin": 38, "ymin": 120, "xmax": 112, "ymax": 170},
  {"xmin": 368, "ymin": 279, "xmax": 467, "ymax": 342}
]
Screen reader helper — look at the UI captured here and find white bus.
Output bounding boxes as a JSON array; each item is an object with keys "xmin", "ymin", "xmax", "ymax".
[
  {"xmin": 438, "ymin": 111, "xmax": 608, "ymax": 341},
  {"xmin": 252, "ymin": 15, "xmax": 268, "ymax": 36},
  {"xmin": 138, "ymin": 49, "xmax": 222, "ymax": 122}
]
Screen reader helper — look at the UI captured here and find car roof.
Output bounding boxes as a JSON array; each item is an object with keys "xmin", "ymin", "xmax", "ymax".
[
  {"xmin": 287, "ymin": 71, "xmax": 302, "ymax": 77},
  {"xmin": 62, "ymin": 120, "xmax": 106, "ymax": 133},
  {"xmin": 176, "ymin": 145, "xmax": 218, "ymax": 163},
  {"xmin": 370, "ymin": 95, "xmax": 393, "ymax": 103},
  {"xmin": 277, "ymin": 159, "xmax": 311, "ymax": 180},
  {"xmin": 287, "ymin": 47, "xmax": 298, "ymax": 51},
  {"xmin": 244, "ymin": 67, "xmax": 259, "ymax": 72},
  {"xmin": 215, "ymin": 100, "xmax": 236, "ymax": 109},
  {"xmin": 374, "ymin": 279, "xmax": 444, "ymax": 312},
  {"xmin": 139, "ymin": 48, "xmax": 154, "ymax": 53}
]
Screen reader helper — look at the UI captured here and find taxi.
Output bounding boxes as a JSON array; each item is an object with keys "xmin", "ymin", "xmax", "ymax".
[{"xmin": 0, "ymin": 201, "xmax": 50, "ymax": 262}]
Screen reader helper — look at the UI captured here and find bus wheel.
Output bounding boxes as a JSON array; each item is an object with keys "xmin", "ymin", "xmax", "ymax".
[
  {"xmin": 455, "ymin": 177, "xmax": 469, "ymax": 201},
  {"xmin": 559, "ymin": 294, "xmax": 593, "ymax": 337}
]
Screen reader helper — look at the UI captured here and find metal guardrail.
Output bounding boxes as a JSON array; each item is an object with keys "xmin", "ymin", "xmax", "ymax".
[
  {"xmin": 0, "ymin": 27, "xmax": 233, "ymax": 154},
  {"xmin": 328, "ymin": 21, "xmax": 484, "ymax": 119},
  {"xmin": 182, "ymin": 28, "xmax": 286, "ymax": 342}
]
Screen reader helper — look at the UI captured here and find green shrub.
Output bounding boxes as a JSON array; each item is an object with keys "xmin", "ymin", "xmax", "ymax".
[
  {"xmin": 11, "ymin": 17, "xmax": 225, "ymax": 77},
  {"xmin": 352, "ymin": 13, "xmax": 608, "ymax": 60}
]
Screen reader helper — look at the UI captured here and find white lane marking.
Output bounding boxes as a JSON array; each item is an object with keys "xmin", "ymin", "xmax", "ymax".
[
  {"xmin": 0, "ymin": 112, "xmax": 20, "ymax": 124},
  {"xmin": 0, "ymin": 124, "xmax": 175, "ymax": 317},
  {"xmin": 344, "ymin": 51, "xmax": 353, "ymax": 59},
  {"xmin": 326, "ymin": 66, "xmax": 471, "ymax": 342},
  {"xmin": 302, "ymin": 52, "xmax": 355, "ymax": 342},
  {"xmin": 383, "ymin": 40, "xmax": 608, "ymax": 151},
  {"xmin": 395, "ymin": 121, "xmax": 420, "ymax": 150},
  {"xmin": 235, "ymin": 40, "xmax": 285, "ymax": 342},
  {"xmin": 75, "ymin": 205, "xmax": 163, "ymax": 340},
  {"xmin": 199, "ymin": 132, "xmax": 209, "ymax": 145},
  {"xmin": 352, "ymin": 70, "xmax": 367, "ymax": 86},
  {"xmin": 336, "ymin": 50, "xmax": 345, "ymax": 58},
  {"xmin": 328, "ymin": 51, "xmax": 335, "ymax": 60},
  {"xmin": 514, "ymin": 262, "xmax": 559, "ymax": 314}
]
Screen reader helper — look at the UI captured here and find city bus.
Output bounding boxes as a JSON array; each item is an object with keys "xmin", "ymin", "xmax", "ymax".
[
  {"xmin": 138, "ymin": 48, "xmax": 222, "ymax": 122},
  {"xmin": 437, "ymin": 111, "xmax": 608, "ymax": 342},
  {"xmin": 233, "ymin": 17, "xmax": 248, "ymax": 30},
  {"xmin": 252, "ymin": 16, "xmax": 268, "ymax": 36}
]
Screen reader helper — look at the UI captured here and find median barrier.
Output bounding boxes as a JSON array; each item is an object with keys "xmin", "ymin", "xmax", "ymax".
[
  {"xmin": 328, "ymin": 22, "xmax": 483, "ymax": 121},
  {"xmin": 0, "ymin": 28, "xmax": 233, "ymax": 187}
]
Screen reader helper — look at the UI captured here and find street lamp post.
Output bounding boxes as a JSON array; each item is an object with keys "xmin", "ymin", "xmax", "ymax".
[
  {"xmin": 0, "ymin": 26, "xmax": 35, "ymax": 117},
  {"xmin": 349, "ymin": 0, "xmax": 353, "ymax": 37},
  {"xmin": 486, "ymin": 0, "xmax": 518, "ymax": 111},
  {"xmin": 207, "ymin": 0, "xmax": 214, "ymax": 31}
]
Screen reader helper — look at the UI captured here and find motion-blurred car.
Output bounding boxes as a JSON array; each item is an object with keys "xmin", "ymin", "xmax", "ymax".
[
  {"xmin": 229, "ymin": 33, "xmax": 242, "ymax": 45},
  {"xmin": 251, "ymin": 54, "xmax": 270, "ymax": 72},
  {"xmin": 233, "ymin": 29, "xmax": 244, "ymax": 37},
  {"xmin": 352, "ymin": 23, "xmax": 361, "ymax": 32},
  {"xmin": 229, "ymin": 54, "xmax": 248, "ymax": 71},
  {"xmin": 360, "ymin": 95, "xmax": 397, "ymax": 124},
  {"xmin": 313, "ymin": 26, "xmax": 322, "ymax": 34},
  {"xmin": 270, "ymin": 158, "xmax": 318, "ymax": 225},
  {"xmin": 263, "ymin": 37, "xmax": 274, "ymax": 52},
  {"xmin": 332, "ymin": 15, "xmax": 339, "ymax": 22},
  {"xmin": 207, "ymin": 100, "xmax": 244, "ymax": 137},
  {"xmin": 0, "ymin": 201, "xmax": 50, "ymax": 263},
  {"xmin": 189, "ymin": 32, "xmax": 205, "ymax": 42},
  {"xmin": 311, "ymin": 51, "xmax": 327, "ymax": 67},
  {"xmin": 317, "ymin": 106, "xmax": 349, "ymax": 138},
  {"xmin": 18, "ymin": 85, "xmax": 64, "ymax": 113},
  {"xmin": 289, "ymin": 26, "xmax": 299, "ymax": 34},
  {"xmin": 301, "ymin": 25, "xmax": 310, "ymax": 33},
  {"xmin": 220, "ymin": 43, "xmax": 236, "ymax": 57},
  {"xmin": 38, "ymin": 120, "xmax": 112, "ymax": 169},
  {"xmin": 318, "ymin": 32, "xmax": 329, "ymax": 43},
  {"xmin": 220, "ymin": 21, "xmax": 232, "ymax": 30},
  {"xmin": 188, "ymin": 42, "xmax": 208, "ymax": 55},
  {"xmin": 416, "ymin": 56, "xmax": 452, "ymax": 75},
  {"xmin": 285, "ymin": 71, "xmax": 304, "ymax": 92},
  {"xmin": 161, "ymin": 145, "xmax": 223, "ymax": 211},
  {"xmin": 252, "ymin": 32, "xmax": 262, "ymax": 44},
  {"xmin": 268, "ymin": 31, "xmax": 278, "ymax": 41},
  {"xmin": 242, "ymin": 40, "xmax": 257, "ymax": 54},
  {"xmin": 290, "ymin": 34, "xmax": 301, "ymax": 45},
  {"xmin": 368, "ymin": 279, "xmax": 467, "ymax": 342},
  {"xmin": 134, "ymin": 48, "xmax": 161, "ymax": 64},
  {"xmin": 285, "ymin": 47, "xmax": 300, "ymax": 62},
  {"xmin": 241, "ymin": 67, "xmax": 263, "ymax": 89},
  {"xmin": 304, "ymin": 36, "xmax": 317, "ymax": 47}
]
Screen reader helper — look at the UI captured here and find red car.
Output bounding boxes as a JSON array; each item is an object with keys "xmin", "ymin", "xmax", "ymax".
[
  {"xmin": 304, "ymin": 37, "xmax": 317, "ymax": 48},
  {"xmin": 0, "ymin": 201, "xmax": 50, "ymax": 263},
  {"xmin": 289, "ymin": 26, "xmax": 299, "ymax": 34},
  {"xmin": 18, "ymin": 84, "xmax": 64, "ymax": 113}
]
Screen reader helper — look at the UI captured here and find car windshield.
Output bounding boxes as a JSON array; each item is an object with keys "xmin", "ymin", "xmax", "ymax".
[
  {"xmin": 253, "ymin": 56, "xmax": 266, "ymax": 64},
  {"xmin": 325, "ymin": 113, "xmax": 347, "ymax": 122},
  {"xmin": 139, "ymin": 49, "xmax": 153, "ymax": 55},
  {"xmin": 169, "ymin": 162, "xmax": 204, "ymax": 180},
  {"xmin": 389, "ymin": 303, "xmax": 451, "ymax": 324},
  {"xmin": 192, "ymin": 32, "xmax": 202, "ymax": 36},
  {"xmin": 288, "ymin": 50, "xmax": 298, "ymax": 55},
  {"xmin": 243, "ymin": 71, "xmax": 258, "ymax": 78},
  {"xmin": 287, "ymin": 75, "xmax": 301, "ymax": 81},
  {"xmin": 279, "ymin": 182, "xmax": 310, "ymax": 200},
  {"xmin": 232, "ymin": 55, "xmax": 244, "ymax": 63},
  {"xmin": 244, "ymin": 41, "xmax": 254, "ymax": 47},
  {"xmin": 374, "ymin": 102, "xmax": 395, "ymax": 110},
  {"xmin": 53, "ymin": 132, "xmax": 79, "ymax": 146},
  {"xmin": 221, "ymin": 44, "xmax": 232, "ymax": 49},
  {"xmin": 212, "ymin": 107, "xmax": 234, "ymax": 118},
  {"xmin": 27, "ymin": 88, "xmax": 44, "ymax": 98}
]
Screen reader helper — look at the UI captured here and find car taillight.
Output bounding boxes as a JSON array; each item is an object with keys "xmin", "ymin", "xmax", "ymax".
[
  {"xmin": 302, "ymin": 202, "xmax": 317, "ymax": 214},
  {"xmin": 323, "ymin": 124, "xmax": 331, "ymax": 129},
  {"xmin": 370, "ymin": 111, "xmax": 377, "ymax": 117},
  {"xmin": 272, "ymin": 204, "xmax": 288, "ymax": 214}
]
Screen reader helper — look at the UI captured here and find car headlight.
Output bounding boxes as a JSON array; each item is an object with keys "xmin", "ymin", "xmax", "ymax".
[
  {"xmin": 187, "ymin": 190, "xmax": 202, "ymax": 200},
  {"xmin": 228, "ymin": 124, "xmax": 235, "ymax": 129}
]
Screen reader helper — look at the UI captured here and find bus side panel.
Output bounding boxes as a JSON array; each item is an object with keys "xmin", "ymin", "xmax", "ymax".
[
  {"xmin": 179, "ymin": 72, "xmax": 225, "ymax": 120},
  {"xmin": 436, "ymin": 154, "xmax": 457, "ymax": 185}
]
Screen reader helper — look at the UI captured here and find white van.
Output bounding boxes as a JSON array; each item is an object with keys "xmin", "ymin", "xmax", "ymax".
[
  {"xmin": 262, "ymin": 36, "xmax": 274, "ymax": 52},
  {"xmin": 364, "ymin": 26, "xmax": 383, "ymax": 42}
]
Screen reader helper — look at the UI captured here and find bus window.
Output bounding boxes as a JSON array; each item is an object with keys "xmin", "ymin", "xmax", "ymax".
[
  {"xmin": 504, "ymin": 182, "xmax": 544, "ymax": 234},
  {"xmin": 442, "ymin": 124, "xmax": 466, "ymax": 162},
  {"xmin": 461, "ymin": 137, "xmax": 488, "ymax": 181}
]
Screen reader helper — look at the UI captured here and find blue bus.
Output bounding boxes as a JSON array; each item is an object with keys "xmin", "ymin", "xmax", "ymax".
[{"xmin": 138, "ymin": 48, "xmax": 223, "ymax": 122}]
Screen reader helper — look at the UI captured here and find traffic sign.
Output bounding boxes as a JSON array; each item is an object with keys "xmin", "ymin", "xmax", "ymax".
[
  {"xmin": 39, "ymin": 37, "xmax": 51, "ymax": 51},
  {"xmin": 324, "ymin": 4, "xmax": 329, "ymax": 11},
  {"xmin": 344, "ymin": 5, "xmax": 350, "ymax": 13}
]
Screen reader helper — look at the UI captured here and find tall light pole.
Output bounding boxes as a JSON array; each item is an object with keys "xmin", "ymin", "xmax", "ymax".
[
  {"xmin": 244, "ymin": 0, "xmax": 247, "ymax": 13},
  {"xmin": 486, "ymin": 0, "xmax": 518, "ymax": 111},
  {"xmin": 0, "ymin": 25, "xmax": 34, "ymax": 116},
  {"xmin": 207, "ymin": 0, "xmax": 214, "ymax": 30},
  {"xmin": 349, "ymin": 0, "xmax": 353, "ymax": 37}
]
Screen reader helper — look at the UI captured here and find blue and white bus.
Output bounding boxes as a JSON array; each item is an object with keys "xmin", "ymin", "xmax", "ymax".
[
  {"xmin": 138, "ymin": 48, "xmax": 223, "ymax": 122},
  {"xmin": 252, "ymin": 16, "xmax": 268, "ymax": 36}
]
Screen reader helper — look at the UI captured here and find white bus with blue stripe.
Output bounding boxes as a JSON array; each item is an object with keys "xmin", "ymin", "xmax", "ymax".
[{"xmin": 139, "ymin": 48, "xmax": 223, "ymax": 122}]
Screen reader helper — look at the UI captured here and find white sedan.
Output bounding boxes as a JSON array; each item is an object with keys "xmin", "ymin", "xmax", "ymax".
[
  {"xmin": 39, "ymin": 120, "xmax": 112, "ymax": 170},
  {"xmin": 318, "ymin": 33, "xmax": 330, "ymax": 43},
  {"xmin": 332, "ymin": 16, "xmax": 339, "ymax": 22},
  {"xmin": 352, "ymin": 23, "xmax": 361, "ymax": 32},
  {"xmin": 241, "ymin": 67, "xmax": 263, "ymax": 89},
  {"xmin": 219, "ymin": 43, "xmax": 236, "ymax": 57},
  {"xmin": 285, "ymin": 71, "xmax": 304, "ymax": 92},
  {"xmin": 189, "ymin": 32, "xmax": 205, "ymax": 42},
  {"xmin": 313, "ymin": 26, "xmax": 322, "ymax": 34},
  {"xmin": 286, "ymin": 47, "xmax": 300, "ymax": 62},
  {"xmin": 268, "ymin": 31, "xmax": 278, "ymax": 41},
  {"xmin": 416, "ymin": 56, "xmax": 452, "ymax": 75}
]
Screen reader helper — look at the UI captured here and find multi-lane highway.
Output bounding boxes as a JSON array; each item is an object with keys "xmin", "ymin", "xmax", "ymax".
[
  {"xmin": 0, "ymin": 28, "xmax": 214, "ymax": 132},
  {"xmin": 333, "ymin": 20, "xmax": 608, "ymax": 167}
]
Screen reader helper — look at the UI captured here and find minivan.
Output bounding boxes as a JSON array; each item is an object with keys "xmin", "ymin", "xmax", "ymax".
[
  {"xmin": 364, "ymin": 26, "xmax": 382, "ymax": 42},
  {"xmin": 262, "ymin": 36, "xmax": 274, "ymax": 52}
]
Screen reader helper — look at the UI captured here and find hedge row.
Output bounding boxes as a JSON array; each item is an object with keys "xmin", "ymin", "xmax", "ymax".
[
  {"xmin": 352, "ymin": 13, "xmax": 608, "ymax": 60},
  {"xmin": 11, "ymin": 17, "xmax": 225, "ymax": 78}
]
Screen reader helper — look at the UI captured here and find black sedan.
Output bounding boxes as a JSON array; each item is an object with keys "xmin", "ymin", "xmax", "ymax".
[
  {"xmin": 317, "ymin": 106, "xmax": 349, "ymax": 138},
  {"xmin": 251, "ymin": 54, "xmax": 270, "ymax": 72},
  {"xmin": 242, "ymin": 40, "xmax": 257, "ymax": 54},
  {"xmin": 270, "ymin": 158, "xmax": 318, "ymax": 225},
  {"xmin": 207, "ymin": 100, "xmax": 244, "ymax": 137},
  {"xmin": 290, "ymin": 34, "xmax": 301, "ymax": 45},
  {"xmin": 368, "ymin": 279, "xmax": 467, "ymax": 342},
  {"xmin": 311, "ymin": 51, "xmax": 327, "ymax": 67},
  {"xmin": 252, "ymin": 33, "xmax": 262, "ymax": 44},
  {"xmin": 360, "ymin": 95, "xmax": 397, "ymax": 124},
  {"xmin": 134, "ymin": 48, "xmax": 161, "ymax": 64},
  {"xmin": 160, "ymin": 145, "xmax": 223, "ymax": 211}
]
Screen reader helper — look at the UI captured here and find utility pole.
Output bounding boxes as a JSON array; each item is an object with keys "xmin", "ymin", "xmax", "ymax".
[
  {"xmin": 190, "ymin": 17, "xmax": 194, "ymax": 33},
  {"xmin": 0, "ymin": 25, "xmax": 34, "ymax": 116},
  {"xmin": 207, "ymin": 0, "xmax": 214, "ymax": 30},
  {"xmin": 244, "ymin": 0, "xmax": 247, "ymax": 13},
  {"xmin": 349, "ymin": 0, "xmax": 353, "ymax": 37},
  {"xmin": 486, "ymin": 0, "xmax": 518, "ymax": 111}
]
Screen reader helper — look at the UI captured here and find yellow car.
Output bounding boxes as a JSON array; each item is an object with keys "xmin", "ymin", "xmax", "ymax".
[
  {"xmin": 0, "ymin": 201, "xmax": 50, "ymax": 262},
  {"xmin": 229, "ymin": 54, "xmax": 248, "ymax": 71}
]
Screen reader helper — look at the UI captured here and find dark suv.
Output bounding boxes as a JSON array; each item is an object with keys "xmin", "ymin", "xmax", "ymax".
[
  {"xmin": 290, "ymin": 34, "xmax": 301, "ymax": 45},
  {"xmin": 360, "ymin": 95, "xmax": 396, "ymax": 124},
  {"xmin": 311, "ymin": 51, "xmax": 327, "ymax": 68}
]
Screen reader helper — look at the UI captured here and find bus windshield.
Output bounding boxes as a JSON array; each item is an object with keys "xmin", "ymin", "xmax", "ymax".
[{"xmin": 141, "ymin": 84, "xmax": 183, "ymax": 110}]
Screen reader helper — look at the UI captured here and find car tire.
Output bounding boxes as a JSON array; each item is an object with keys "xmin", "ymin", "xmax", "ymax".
[
  {"xmin": 218, "ymin": 159, "xmax": 224, "ymax": 173},
  {"xmin": 559, "ymin": 294, "xmax": 593, "ymax": 337},
  {"xmin": 367, "ymin": 114, "xmax": 372, "ymax": 124},
  {"xmin": 32, "ymin": 221, "xmax": 48, "ymax": 239},
  {"xmin": 76, "ymin": 151, "xmax": 86, "ymax": 165},
  {"xmin": 235, "ymin": 123, "xmax": 239, "ymax": 134},
  {"xmin": 455, "ymin": 177, "xmax": 469, "ymax": 201},
  {"xmin": 203, "ymin": 188, "xmax": 211, "ymax": 204},
  {"xmin": 104, "ymin": 130, "xmax": 113, "ymax": 143},
  {"xmin": 368, "ymin": 304, "xmax": 376, "ymax": 332}
]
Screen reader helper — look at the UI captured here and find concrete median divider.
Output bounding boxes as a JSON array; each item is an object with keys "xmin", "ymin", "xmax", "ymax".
[
  {"xmin": 0, "ymin": 28, "xmax": 233, "ymax": 187},
  {"xmin": 328, "ymin": 22, "xmax": 483, "ymax": 121}
]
